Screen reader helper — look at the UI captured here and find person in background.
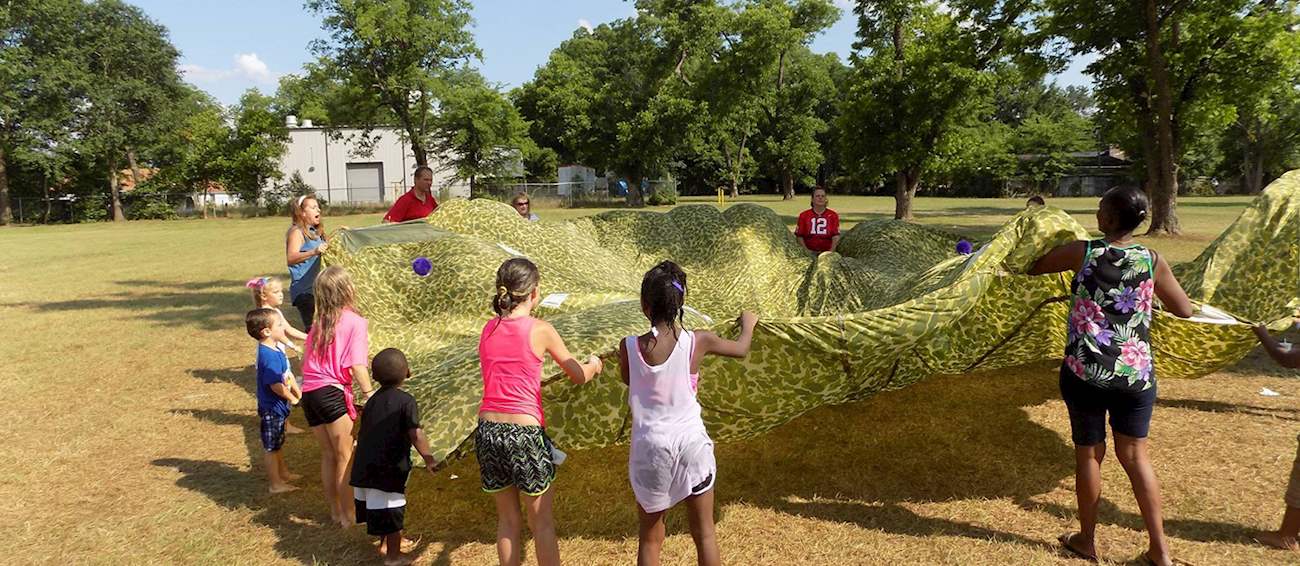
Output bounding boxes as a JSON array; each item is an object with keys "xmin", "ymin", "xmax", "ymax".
[
  {"xmin": 512, "ymin": 192, "xmax": 539, "ymax": 222},
  {"xmin": 1027, "ymin": 195, "xmax": 1046, "ymax": 208},
  {"xmin": 794, "ymin": 187, "xmax": 840, "ymax": 254},
  {"xmin": 383, "ymin": 166, "xmax": 439, "ymax": 223}
]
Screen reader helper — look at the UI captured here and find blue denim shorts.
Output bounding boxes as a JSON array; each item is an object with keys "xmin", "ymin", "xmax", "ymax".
[{"xmin": 1059, "ymin": 369, "xmax": 1156, "ymax": 446}]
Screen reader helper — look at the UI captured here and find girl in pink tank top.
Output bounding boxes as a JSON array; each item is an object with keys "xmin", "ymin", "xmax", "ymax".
[
  {"xmin": 616, "ymin": 260, "xmax": 758, "ymax": 566},
  {"xmin": 476, "ymin": 258, "xmax": 603, "ymax": 566}
]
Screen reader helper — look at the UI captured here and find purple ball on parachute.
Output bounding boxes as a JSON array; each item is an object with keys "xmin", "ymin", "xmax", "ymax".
[
  {"xmin": 412, "ymin": 257, "xmax": 433, "ymax": 277},
  {"xmin": 956, "ymin": 239, "xmax": 973, "ymax": 255}
]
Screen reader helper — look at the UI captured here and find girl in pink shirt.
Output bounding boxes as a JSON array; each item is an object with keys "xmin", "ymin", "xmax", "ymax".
[
  {"xmin": 617, "ymin": 260, "xmax": 757, "ymax": 566},
  {"xmin": 300, "ymin": 266, "xmax": 376, "ymax": 528},
  {"xmin": 476, "ymin": 258, "xmax": 602, "ymax": 566}
]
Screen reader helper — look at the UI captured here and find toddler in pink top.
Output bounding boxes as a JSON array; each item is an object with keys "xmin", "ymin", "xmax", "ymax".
[
  {"xmin": 616, "ymin": 260, "xmax": 757, "ymax": 566},
  {"xmin": 475, "ymin": 257, "xmax": 602, "ymax": 566}
]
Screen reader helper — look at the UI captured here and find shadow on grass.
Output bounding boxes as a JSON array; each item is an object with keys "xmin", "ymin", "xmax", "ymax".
[
  {"xmin": 190, "ymin": 365, "xmax": 259, "ymax": 398},
  {"xmin": 1, "ymin": 278, "xmax": 250, "ymax": 331},
  {"xmin": 719, "ymin": 366, "xmax": 1066, "ymax": 549},
  {"xmin": 157, "ymin": 407, "xmax": 465, "ymax": 565},
  {"xmin": 1034, "ymin": 498, "xmax": 1263, "ymax": 547},
  {"xmin": 170, "ymin": 359, "xmax": 1269, "ymax": 560},
  {"xmin": 1159, "ymin": 397, "xmax": 1300, "ymax": 421}
]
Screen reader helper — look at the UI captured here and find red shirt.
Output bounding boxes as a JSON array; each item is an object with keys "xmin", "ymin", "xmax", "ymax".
[
  {"xmin": 383, "ymin": 189, "xmax": 438, "ymax": 222},
  {"xmin": 795, "ymin": 208, "xmax": 839, "ymax": 252}
]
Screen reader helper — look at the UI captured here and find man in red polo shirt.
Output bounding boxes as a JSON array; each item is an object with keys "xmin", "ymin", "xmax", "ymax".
[
  {"xmin": 383, "ymin": 166, "xmax": 439, "ymax": 223},
  {"xmin": 794, "ymin": 186, "xmax": 840, "ymax": 253}
]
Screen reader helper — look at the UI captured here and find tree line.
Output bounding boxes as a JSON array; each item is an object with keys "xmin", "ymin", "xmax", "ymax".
[{"xmin": 2, "ymin": 0, "xmax": 1297, "ymax": 232}]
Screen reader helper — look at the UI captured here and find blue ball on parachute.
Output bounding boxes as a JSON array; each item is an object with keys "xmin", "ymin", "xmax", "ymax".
[{"xmin": 412, "ymin": 257, "xmax": 432, "ymax": 277}]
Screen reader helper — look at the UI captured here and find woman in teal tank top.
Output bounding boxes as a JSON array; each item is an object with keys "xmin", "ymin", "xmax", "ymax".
[
  {"xmin": 286, "ymin": 195, "xmax": 328, "ymax": 330},
  {"xmin": 1030, "ymin": 187, "xmax": 1195, "ymax": 566}
]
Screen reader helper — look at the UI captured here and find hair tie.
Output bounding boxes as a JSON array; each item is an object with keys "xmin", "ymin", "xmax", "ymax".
[
  {"xmin": 671, "ymin": 280, "xmax": 684, "ymax": 293},
  {"xmin": 496, "ymin": 286, "xmax": 509, "ymax": 298},
  {"xmin": 1137, "ymin": 209, "xmax": 1148, "ymax": 218},
  {"xmin": 245, "ymin": 277, "xmax": 268, "ymax": 289}
]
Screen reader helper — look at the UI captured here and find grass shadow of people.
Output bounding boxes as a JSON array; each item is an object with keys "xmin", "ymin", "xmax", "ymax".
[
  {"xmin": 158, "ymin": 406, "xmax": 473, "ymax": 565},
  {"xmin": 4, "ymin": 278, "xmax": 250, "ymax": 331}
]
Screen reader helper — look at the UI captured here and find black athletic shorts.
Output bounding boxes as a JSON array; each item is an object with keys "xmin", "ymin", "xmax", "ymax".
[{"xmin": 302, "ymin": 386, "xmax": 349, "ymax": 427}]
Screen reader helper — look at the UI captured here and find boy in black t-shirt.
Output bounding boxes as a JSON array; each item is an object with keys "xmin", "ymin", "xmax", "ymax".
[{"xmin": 351, "ymin": 348, "xmax": 436, "ymax": 566}]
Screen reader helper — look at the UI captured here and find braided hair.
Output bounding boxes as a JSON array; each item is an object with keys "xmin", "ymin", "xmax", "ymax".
[
  {"xmin": 641, "ymin": 260, "xmax": 687, "ymax": 338},
  {"xmin": 492, "ymin": 258, "xmax": 540, "ymax": 316}
]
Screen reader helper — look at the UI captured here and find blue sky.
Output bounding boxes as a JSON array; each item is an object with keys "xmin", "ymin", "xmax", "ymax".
[{"xmin": 135, "ymin": 0, "xmax": 1094, "ymax": 107}]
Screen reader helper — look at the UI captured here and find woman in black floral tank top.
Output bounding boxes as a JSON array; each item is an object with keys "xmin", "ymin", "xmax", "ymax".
[{"xmin": 1030, "ymin": 187, "xmax": 1194, "ymax": 566}]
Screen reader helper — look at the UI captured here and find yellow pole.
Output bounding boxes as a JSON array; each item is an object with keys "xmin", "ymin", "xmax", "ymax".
[{"xmin": 717, "ymin": 187, "xmax": 724, "ymax": 206}]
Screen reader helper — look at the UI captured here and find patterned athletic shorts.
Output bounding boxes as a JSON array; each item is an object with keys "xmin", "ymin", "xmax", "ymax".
[
  {"xmin": 259, "ymin": 412, "xmax": 286, "ymax": 452},
  {"xmin": 475, "ymin": 420, "xmax": 556, "ymax": 496}
]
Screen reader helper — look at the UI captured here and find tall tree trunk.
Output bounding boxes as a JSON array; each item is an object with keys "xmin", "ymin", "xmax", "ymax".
[
  {"xmin": 894, "ymin": 168, "xmax": 919, "ymax": 221},
  {"xmin": 410, "ymin": 137, "xmax": 428, "ymax": 168},
  {"xmin": 43, "ymin": 174, "xmax": 51, "ymax": 223},
  {"xmin": 1243, "ymin": 139, "xmax": 1264, "ymax": 194},
  {"xmin": 781, "ymin": 166, "xmax": 794, "ymax": 200},
  {"xmin": 109, "ymin": 156, "xmax": 125, "ymax": 222},
  {"xmin": 1145, "ymin": 0, "xmax": 1181, "ymax": 235},
  {"xmin": 1138, "ymin": 107, "xmax": 1161, "ymax": 196},
  {"xmin": 729, "ymin": 133, "xmax": 748, "ymax": 199},
  {"xmin": 0, "ymin": 145, "xmax": 11, "ymax": 225},
  {"xmin": 126, "ymin": 148, "xmax": 143, "ymax": 189}
]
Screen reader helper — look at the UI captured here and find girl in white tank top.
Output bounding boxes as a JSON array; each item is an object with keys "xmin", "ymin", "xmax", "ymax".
[{"xmin": 617, "ymin": 261, "xmax": 758, "ymax": 566}]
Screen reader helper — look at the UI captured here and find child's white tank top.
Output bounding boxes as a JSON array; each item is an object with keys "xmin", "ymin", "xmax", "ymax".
[{"xmin": 625, "ymin": 330, "xmax": 715, "ymax": 513}]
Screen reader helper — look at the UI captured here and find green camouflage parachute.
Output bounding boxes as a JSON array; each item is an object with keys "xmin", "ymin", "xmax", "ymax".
[{"xmin": 326, "ymin": 171, "xmax": 1300, "ymax": 464}]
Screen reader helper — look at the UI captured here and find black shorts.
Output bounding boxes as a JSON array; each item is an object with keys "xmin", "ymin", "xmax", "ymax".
[
  {"xmin": 302, "ymin": 387, "xmax": 349, "ymax": 427},
  {"xmin": 1059, "ymin": 369, "xmax": 1156, "ymax": 446},
  {"xmin": 354, "ymin": 488, "xmax": 406, "ymax": 536},
  {"xmin": 475, "ymin": 420, "xmax": 556, "ymax": 496},
  {"xmin": 293, "ymin": 293, "xmax": 315, "ymax": 331}
]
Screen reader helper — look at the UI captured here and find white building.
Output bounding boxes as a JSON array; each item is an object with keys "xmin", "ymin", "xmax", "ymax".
[{"xmin": 273, "ymin": 116, "xmax": 467, "ymax": 204}]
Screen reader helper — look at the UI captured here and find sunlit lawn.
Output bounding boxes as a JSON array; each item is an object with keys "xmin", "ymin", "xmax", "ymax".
[{"xmin": 1, "ymin": 193, "xmax": 1293, "ymax": 565}]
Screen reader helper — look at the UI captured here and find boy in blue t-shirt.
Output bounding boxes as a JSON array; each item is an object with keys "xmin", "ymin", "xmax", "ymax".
[{"xmin": 247, "ymin": 308, "xmax": 303, "ymax": 493}]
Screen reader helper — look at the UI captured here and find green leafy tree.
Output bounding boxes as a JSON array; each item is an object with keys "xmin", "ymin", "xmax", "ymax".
[
  {"xmin": 1217, "ymin": 8, "xmax": 1300, "ymax": 193},
  {"xmin": 225, "ymin": 89, "xmax": 289, "ymax": 203},
  {"xmin": 841, "ymin": 0, "xmax": 1038, "ymax": 220},
  {"xmin": 142, "ymin": 86, "xmax": 231, "ymax": 216},
  {"xmin": 0, "ymin": 0, "xmax": 87, "ymax": 224},
  {"xmin": 1045, "ymin": 0, "xmax": 1294, "ymax": 233},
  {"xmin": 429, "ymin": 71, "xmax": 532, "ymax": 194},
  {"xmin": 306, "ymin": 0, "xmax": 481, "ymax": 167},
  {"xmin": 79, "ymin": 0, "xmax": 185, "ymax": 221}
]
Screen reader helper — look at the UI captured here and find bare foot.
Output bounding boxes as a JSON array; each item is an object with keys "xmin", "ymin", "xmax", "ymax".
[
  {"xmin": 284, "ymin": 472, "xmax": 303, "ymax": 481},
  {"xmin": 376, "ymin": 537, "xmax": 420, "ymax": 556},
  {"xmin": 285, "ymin": 423, "xmax": 307, "ymax": 434},
  {"xmin": 268, "ymin": 483, "xmax": 298, "ymax": 494},
  {"xmin": 1256, "ymin": 530, "xmax": 1300, "ymax": 551},
  {"xmin": 337, "ymin": 516, "xmax": 355, "ymax": 529}
]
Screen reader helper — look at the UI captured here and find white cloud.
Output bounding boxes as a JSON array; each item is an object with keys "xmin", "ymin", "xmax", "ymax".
[
  {"xmin": 180, "ymin": 53, "xmax": 278, "ymax": 84},
  {"xmin": 235, "ymin": 53, "xmax": 274, "ymax": 82},
  {"xmin": 577, "ymin": 18, "xmax": 593, "ymax": 32}
]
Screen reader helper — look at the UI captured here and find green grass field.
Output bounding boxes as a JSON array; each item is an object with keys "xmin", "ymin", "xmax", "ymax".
[{"xmin": 1, "ymin": 194, "xmax": 1296, "ymax": 565}]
